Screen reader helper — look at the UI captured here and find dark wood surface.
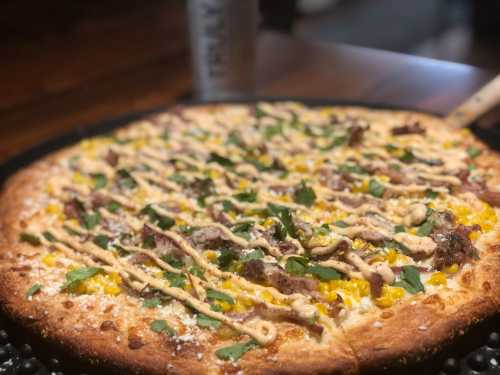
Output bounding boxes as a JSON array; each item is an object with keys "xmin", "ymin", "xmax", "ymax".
[{"xmin": 0, "ymin": 4, "xmax": 495, "ymax": 163}]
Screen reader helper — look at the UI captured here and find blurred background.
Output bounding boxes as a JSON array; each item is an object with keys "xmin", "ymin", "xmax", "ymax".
[{"xmin": 1, "ymin": 0, "xmax": 499, "ymax": 161}]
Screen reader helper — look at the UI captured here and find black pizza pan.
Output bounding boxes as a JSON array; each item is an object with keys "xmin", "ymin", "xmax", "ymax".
[{"xmin": 0, "ymin": 97, "xmax": 499, "ymax": 375}]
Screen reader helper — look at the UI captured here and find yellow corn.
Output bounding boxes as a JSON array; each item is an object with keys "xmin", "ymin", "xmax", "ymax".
[
  {"xmin": 374, "ymin": 285, "xmax": 405, "ymax": 308},
  {"xmin": 41, "ymin": 253, "xmax": 57, "ymax": 267},
  {"xmin": 443, "ymin": 263, "xmax": 459, "ymax": 274},
  {"xmin": 427, "ymin": 272, "xmax": 447, "ymax": 286}
]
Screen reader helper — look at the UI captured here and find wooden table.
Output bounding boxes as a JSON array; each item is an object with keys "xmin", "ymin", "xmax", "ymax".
[{"xmin": 0, "ymin": 25, "xmax": 494, "ymax": 163}]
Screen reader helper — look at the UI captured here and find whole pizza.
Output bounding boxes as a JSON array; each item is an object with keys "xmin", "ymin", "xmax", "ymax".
[{"xmin": 1, "ymin": 102, "xmax": 499, "ymax": 374}]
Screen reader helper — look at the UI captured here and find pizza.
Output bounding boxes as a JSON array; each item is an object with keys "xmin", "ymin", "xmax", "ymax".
[{"xmin": 1, "ymin": 101, "xmax": 500, "ymax": 374}]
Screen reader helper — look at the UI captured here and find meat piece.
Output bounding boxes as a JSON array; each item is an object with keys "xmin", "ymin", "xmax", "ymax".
[
  {"xmin": 64, "ymin": 199, "xmax": 83, "ymax": 220},
  {"xmin": 208, "ymin": 205, "xmax": 232, "ymax": 226},
  {"xmin": 455, "ymin": 170, "xmax": 500, "ymax": 207},
  {"xmin": 269, "ymin": 185, "xmax": 291, "ymax": 194},
  {"xmin": 391, "ymin": 122, "xmax": 425, "ymax": 136},
  {"xmin": 191, "ymin": 227, "xmax": 226, "ymax": 248},
  {"xmin": 187, "ymin": 178, "xmax": 215, "ymax": 198},
  {"xmin": 278, "ymin": 241, "xmax": 299, "ymax": 254},
  {"xmin": 293, "ymin": 217, "xmax": 313, "ymax": 238},
  {"xmin": 429, "ymin": 210, "xmax": 455, "ymax": 230},
  {"xmin": 267, "ymin": 269, "xmax": 318, "ymax": 295},
  {"xmin": 348, "ymin": 125, "xmax": 367, "ymax": 146},
  {"xmin": 357, "ymin": 231, "xmax": 386, "ymax": 245},
  {"xmin": 253, "ymin": 304, "xmax": 324, "ymax": 335},
  {"xmin": 431, "ymin": 224, "xmax": 480, "ymax": 270},
  {"xmin": 128, "ymin": 253, "xmax": 152, "ymax": 265},
  {"xmin": 317, "ymin": 168, "xmax": 354, "ymax": 191},
  {"xmin": 142, "ymin": 224, "xmax": 184, "ymax": 257},
  {"xmin": 105, "ymin": 149, "xmax": 119, "ymax": 166},
  {"xmin": 368, "ymin": 273, "xmax": 383, "ymax": 298},
  {"xmin": 241, "ymin": 259, "xmax": 266, "ymax": 283},
  {"xmin": 91, "ymin": 193, "xmax": 111, "ymax": 209},
  {"xmin": 338, "ymin": 195, "xmax": 369, "ymax": 208}
]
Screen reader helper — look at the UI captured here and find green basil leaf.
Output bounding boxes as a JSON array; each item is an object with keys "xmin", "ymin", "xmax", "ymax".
[
  {"xmin": 306, "ymin": 265, "xmax": 341, "ymax": 281},
  {"xmin": 42, "ymin": 231, "xmax": 56, "ymax": 242},
  {"xmin": 334, "ymin": 220, "xmax": 349, "ymax": 228},
  {"xmin": 26, "ymin": 284, "xmax": 42, "ymax": 298},
  {"xmin": 368, "ymin": 179, "xmax": 385, "ymax": 198},
  {"xmin": 399, "ymin": 149, "xmax": 415, "ymax": 162},
  {"xmin": 150, "ymin": 319, "xmax": 175, "ymax": 336},
  {"xmin": 61, "ymin": 267, "xmax": 103, "ymax": 291},
  {"xmin": 168, "ymin": 173, "xmax": 187, "ymax": 184},
  {"xmin": 161, "ymin": 254, "xmax": 184, "ymax": 269},
  {"xmin": 140, "ymin": 205, "xmax": 175, "ymax": 230},
  {"xmin": 143, "ymin": 297, "xmax": 161, "ymax": 308},
  {"xmin": 117, "ymin": 169, "xmax": 137, "ymax": 189},
  {"xmin": 320, "ymin": 135, "xmax": 347, "ymax": 151},
  {"xmin": 208, "ymin": 152, "xmax": 234, "ymax": 167},
  {"xmin": 106, "ymin": 201, "xmax": 121, "ymax": 213},
  {"xmin": 293, "ymin": 181, "xmax": 316, "ymax": 207},
  {"xmin": 267, "ymin": 203, "xmax": 297, "ymax": 238},
  {"xmin": 285, "ymin": 256, "xmax": 309, "ymax": 276},
  {"xmin": 91, "ymin": 173, "xmax": 107, "ymax": 190},
  {"xmin": 240, "ymin": 249, "xmax": 265, "ymax": 262},
  {"xmin": 231, "ymin": 221, "xmax": 254, "ymax": 240},
  {"xmin": 81, "ymin": 212, "xmax": 101, "ymax": 230},
  {"xmin": 19, "ymin": 233, "xmax": 41, "ymax": 246},
  {"xmin": 233, "ymin": 190, "xmax": 257, "ymax": 203},
  {"xmin": 189, "ymin": 265, "xmax": 205, "ymax": 279},
  {"xmin": 394, "ymin": 225, "xmax": 406, "ymax": 233},
  {"xmin": 466, "ymin": 146, "xmax": 482, "ymax": 159},
  {"xmin": 337, "ymin": 163, "xmax": 366, "ymax": 175},
  {"xmin": 142, "ymin": 235, "xmax": 156, "ymax": 249},
  {"xmin": 206, "ymin": 289, "xmax": 234, "ymax": 304},
  {"xmin": 93, "ymin": 234, "xmax": 111, "ymax": 249},
  {"xmin": 217, "ymin": 248, "xmax": 239, "ymax": 270},
  {"xmin": 416, "ymin": 220, "xmax": 434, "ymax": 237},
  {"xmin": 164, "ymin": 272, "xmax": 186, "ymax": 288},
  {"xmin": 263, "ymin": 122, "xmax": 283, "ymax": 139},
  {"xmin": 425, "ymin": 189, "xmax": 438, "ymax": 199},
  {"xmin": 221, "ymin": 200, "xmax": 236, "ymax": 212},
  {"xmin": 398, "ymin": 265, "xmax": 425, "ymax": 294},
  {"xmin": 197, "ymin": 314, "xmax": 221, "ymax": 329},
  {"xmin": 215, "ymin": 340, "xmax": 259, "ymax": 361}
]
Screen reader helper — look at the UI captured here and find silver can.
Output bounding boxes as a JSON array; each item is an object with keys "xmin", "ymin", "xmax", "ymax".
[{"xmin": 188, "ymin": 0, "xmax": 258, "ymax": 100}]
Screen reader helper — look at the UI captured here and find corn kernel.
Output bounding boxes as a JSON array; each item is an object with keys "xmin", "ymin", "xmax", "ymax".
[
  {"xmin": 443, "ymin": 264, "xmax": 459, "ymax": 274},
  {"xmin": 374, "ymin": 285, "xmax": 405, "ymax": 308},
  {"xmin": 260, "ymin": 290, "xmax": 274, "ymax": 303},
  {"xmin": 72, "ymin": 172, "xmax": 91, "ymax": 186},
  {"xmin": 41, "ymin": 253, "xmax": 57, "ymax": 267},
  {"xmin": 315, "ymin": 303, "xmax": 328, "ymax": 316},
  {"xmin": 308, "ymin": 235, "xmax": 331, "ymax": 248},
  {"xmin": 208, "ymin": 169, "xmax": 221, "ymax": 179},
  {"xmin": 261, "ymin": 218, "xmax": 275, "ymax": 229},
  {"xmin": 386, "ymin": 249, "xmax": 398, "ymax": 265},
  {"xmin": 238, "ymin": 179, "xmax": 249, "ymax": 189},
  {"xmin": 325, "ymin": 290, "xmax": 338, "ymax": 303},
  {"xmin": 202, "ymin": 250, "xmax": 218, "ymax": 262},
  {"xmin": 427, "ymin": 272, "xmax": 447, "ymax": 286}
]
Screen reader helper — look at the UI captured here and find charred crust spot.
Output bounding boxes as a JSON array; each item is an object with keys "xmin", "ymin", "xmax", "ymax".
[
  {"xmin": 381, "ymin": 311, "xmax": 394, "ymax": 319},
  {"xmin": 461, "ymin": 271, "xmax": 473, "ymax": 286},
  {"xmin": 100, "ymin": 320, "xmax": 118, "ymax": 331},
  {"xmin": 10, "ymin": 265, "xmax": 31, "ymax": 272},
  {"xmin": 482, "ymin": 281, "xmax": 491, "ymax": 291},
  {"xmin": 423, "ymin": 294, "xmax": 445, "ymax": 310},
  {"xmin": 128, "ymin": 335, "xmax": 145, "ymax": 350},
  {"xmin": 62, "ymin": 300, "xmax": 74, "ymax": 309}
]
